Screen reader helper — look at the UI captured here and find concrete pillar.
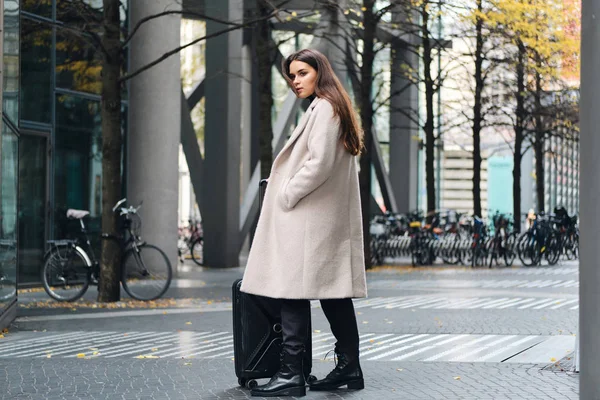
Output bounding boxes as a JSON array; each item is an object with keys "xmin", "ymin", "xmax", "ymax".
[
  {"xmin": 203, "ymin": 0, "xmax": 243, "ymax": 267},
  {"xmin": 389, "ymin": 11, "xmax": 419, "ymax": 213},
  {"xmin": 128, "ymin": 1, "xmax": 181, "ymax": 267},
  {"xmin": 579, "ymin": 0, "xmax": 599, "ymax": 396}
]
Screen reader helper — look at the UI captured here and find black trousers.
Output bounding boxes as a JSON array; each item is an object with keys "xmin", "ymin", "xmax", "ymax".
[{"xmin": 281, "ymin": 298, "xmax": 359, "ymax": 358}]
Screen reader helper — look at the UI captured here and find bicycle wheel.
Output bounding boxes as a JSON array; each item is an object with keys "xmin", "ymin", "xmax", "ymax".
[
  {"xmin": 190, "ymin": 237, "xmax": 204, "ymax": 266},
  {"xmin": 503, "ymin": 233, "xmax": 518, "ymax": 267},
  {"xmin": 545, "ymin": 233, "xmax": 561, "ymax": 266},
  {"xmin": 121, "ymin": 244, "xmax": 172, "ymax": 301},
  {"xmin": 517, "ymin": 232, "xmax": 541, "ymax": 267},
  {"xmin": 41, "ymin": 246, "xmax": 91, "ymax": 302}
]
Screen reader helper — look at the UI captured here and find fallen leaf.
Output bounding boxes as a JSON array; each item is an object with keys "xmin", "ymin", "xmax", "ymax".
[
  {"xmin": 184, "ymin": 362, "xmax": 192, "ymax": 366},
  {"xmin": 71, "ymin": 308, "xmax": 77, "ymax": 311},
  {"xmin": 314, "ymin": 330, "xmax": 321, "ymax": 333},
  {"xmin": 2, "ymin": 328, "xmax": 7, "ymax": 334},
  {"xmin": 46, "ymin": 354, "xmax": 52, "ymax": 358},
  {"xmin": 453, "ymin": 376, "xmax": 461, "ymax": 380},
  {"xmin": 362, "ymin": 321, "xmax": 369, "ymax": 324},
  {"xmin": 89, "ymin": 348, "xmax": 98, "ymax": 351},
  {"xmin": 163, "ymin": 311, "xmax": 168, "ymax": 315},
  {"xmin": 151, "ymin": 348, "xmax": 158, "ymax": 352},
  {"xmin": 76, "ymin": 353, "xmax": 86, "ymax": 358},
  {"xmin": 185, "ymin": 322, "xmax": 192, "ymax": 325},
  {"xmin": 92, "ymin": 351, "xmax": 100, "ymax": 356},
  {"xmin": 396, "ymin": 368, "xmax": 403, "ymax": 372},
  {"xmin": 550, "ymin": 357, "xmax": 557, "ymax": 362}
]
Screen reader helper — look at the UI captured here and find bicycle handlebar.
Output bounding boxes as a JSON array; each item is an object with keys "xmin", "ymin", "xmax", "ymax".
[{"xmin": 112, "ymin": 198, "xmax": 143, "ymax": 215}]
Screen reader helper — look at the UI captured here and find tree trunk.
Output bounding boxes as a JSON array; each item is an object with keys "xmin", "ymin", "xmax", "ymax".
[
  {"xmin": 359, "ymin": 0, "xmax": 376, "ymax": 268},
  {"xmin": 98, "ymin": 0, "xmax": 123, "ymax": 302},
  {"xmin": 513, "ymin": 40, "xmax": 526, "ymax": 232},
  {"xmin": 472, "ymin": 0, "xmax": 483, "ymax": 218},
  {"xmin": 534, "ymin": 68, "xmax": 545, "ymax": 213},
  {"xmin": 256, "ymin": 0, "xmax": 273, "ymax": 179},
  {"xmin": 422, "ymin": 4, "xmax": 436, "ymax": 216}
]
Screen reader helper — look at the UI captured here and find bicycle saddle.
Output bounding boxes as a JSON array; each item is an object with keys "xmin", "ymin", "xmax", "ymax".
[{"xmin": 66, "ymin": 209, "xmax": 90, "ymax": 219}]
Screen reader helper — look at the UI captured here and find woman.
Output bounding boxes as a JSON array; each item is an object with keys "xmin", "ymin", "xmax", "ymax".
[{"xmin": 240, "ymin": 48, "xmax": 367, "ymax": 397}]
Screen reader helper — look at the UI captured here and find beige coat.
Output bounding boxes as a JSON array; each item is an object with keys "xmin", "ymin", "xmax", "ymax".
[{"xmin": 240, "ymin": 97, "xmax": 367, "ymax": 299}]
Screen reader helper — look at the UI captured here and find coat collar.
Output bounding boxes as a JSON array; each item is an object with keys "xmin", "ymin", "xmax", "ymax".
[{"xmin": 274, "ymin": 97, "xmax": 323, "ymax": 164}]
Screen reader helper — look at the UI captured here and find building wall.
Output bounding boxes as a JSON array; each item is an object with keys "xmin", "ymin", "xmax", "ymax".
[{"xmin": 440, "ymin": 149, "xmax": 488, "ymax": 215}]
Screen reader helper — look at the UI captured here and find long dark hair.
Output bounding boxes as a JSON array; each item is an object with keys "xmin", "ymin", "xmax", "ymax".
[{"xmin": 282, "ymin": 49, "xmax": 364, "ymax": 156}]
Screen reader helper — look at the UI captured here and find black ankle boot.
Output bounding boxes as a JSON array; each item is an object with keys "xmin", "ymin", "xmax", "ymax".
[
  {"xmin": 309, "ymin": 349, "xmax": 364, "ymax": 391},
  {"xmin": 250, "ymin": 351, "xmax": 306, "ymax": 397}
]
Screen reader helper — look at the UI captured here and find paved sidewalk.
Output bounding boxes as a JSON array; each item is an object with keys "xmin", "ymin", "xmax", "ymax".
[
  {"xmin": 2, "ymin": 261, "xmax": 580, "ymax": 399},
  {"xmin": 1, "ymin": 358, "xmax": 578, "ymax": 400}
]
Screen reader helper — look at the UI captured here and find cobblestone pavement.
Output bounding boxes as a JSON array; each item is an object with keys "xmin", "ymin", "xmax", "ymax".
[
  {"xmin": 1, "ymin": 259, "xmax": 580, "ymax": 399},
  {"xmin": 1, "ymin": 359, "xmax": 578, "ymax": 400}
]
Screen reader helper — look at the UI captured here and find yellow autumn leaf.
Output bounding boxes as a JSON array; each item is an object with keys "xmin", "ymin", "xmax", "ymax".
[
  {"xmin": 89, "ymin": 348, "xmax": 98, "ymax": 351},
  {"xmin": 92, "ymin": 351, "xmax": 100, "ymax": 356},
  {"xmin": 551, "ymin": 357, "xmax": 557, "ymax": 362},
  {"xmin": 184, "ymin": 362, "xmax": 192, "ymax": 366},
  {"xmin": 46, "ymin": 354, "xmax": 52, "ymax": 358},
  {"xmin": 151, "ymin": 348, "xmax": 158, "ymax": 352},
  {"xmin": 185, "ymin": 322, "xmax": 192, "ymax": 325},
  {"xmin": 76, "ymin": 353, "xmax": 86, "ymax": 358},
  {"xmin": 453, "ymin": 376, "xmax": 461, "ymax": 380}
]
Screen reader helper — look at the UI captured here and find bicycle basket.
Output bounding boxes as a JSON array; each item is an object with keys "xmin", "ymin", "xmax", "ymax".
[{"xmin": 123, "ymin": 213, "xmax": 142, "ymax": 238}]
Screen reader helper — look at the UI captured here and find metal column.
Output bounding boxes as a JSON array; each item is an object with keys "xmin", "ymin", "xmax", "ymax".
[
  {"xmin": 579, "ymin": 0, "xmax": 599, "ymax": 396},
  {"xmin": 389, "ymin": 11, "xmax": 418, "ymax": 213},
  {"xmin": 203, "ymin": 0, "xmax": 243, "ymax": 267}
]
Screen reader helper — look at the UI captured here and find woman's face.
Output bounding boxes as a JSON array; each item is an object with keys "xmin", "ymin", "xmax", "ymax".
[{"xmin": 289, "ymin": 60, "xmax": 318, "ymax": 99}]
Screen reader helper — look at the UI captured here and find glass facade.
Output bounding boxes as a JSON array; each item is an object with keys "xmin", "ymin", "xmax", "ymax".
[
  {"xmin": 16, "ymin": 0, "xmax": 128, "ymax": 285},
  {"xmin": 0, "ymin": 0, "xmax": 20, "ymax": 320}
]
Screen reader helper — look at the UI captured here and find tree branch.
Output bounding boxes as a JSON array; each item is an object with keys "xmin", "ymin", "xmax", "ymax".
[{"xmin": 120, "ymin": 13, "xmax": 276, "ymax": 83}]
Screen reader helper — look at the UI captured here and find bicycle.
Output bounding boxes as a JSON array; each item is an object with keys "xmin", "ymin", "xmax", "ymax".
[
  {"xmin": 177, "ymin": 219, "xmax": 204, "ymax": 265},
  {"xmin": 41, "ymin": 198, "xmax": 173, "ymax": 302}
]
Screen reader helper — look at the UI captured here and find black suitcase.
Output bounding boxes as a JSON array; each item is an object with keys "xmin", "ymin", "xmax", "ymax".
[{"xmin": 233, "ymin": 179, "xmax": 313, "ymax": 390}]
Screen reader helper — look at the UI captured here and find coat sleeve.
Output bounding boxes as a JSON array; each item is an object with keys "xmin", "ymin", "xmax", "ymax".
[{"xmin": 279, "ymin": 101, "xmax": 341, "ymax": 211}]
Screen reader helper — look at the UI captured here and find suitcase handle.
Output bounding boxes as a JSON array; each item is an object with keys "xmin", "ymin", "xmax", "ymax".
[{"xmin": 259, "ymin": 179, "xmax": 268, "ymax": 212}]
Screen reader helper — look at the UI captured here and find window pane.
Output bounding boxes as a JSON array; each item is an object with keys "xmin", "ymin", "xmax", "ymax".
[
  {"xmin": 21, "ymin": 0, "xmax": 51, "ymax": 17},
  {"xmin": 54, "ymin": 95, "xmax": 102, "ymax": 242},
  {"xmin": 21, "ymin": 17, "xmax": 52, "ymax": 123},
  {"xmin": 0, "ymin": 122, "xmax": 18, "ymax": 307},
  {"xmin": 4, "ymin": 0, "xmax": 20, "ymax": 123},
  {"xmin": 18, "ymin": 134, "xmax": 48, "ymax": 284},
  {"xmin": 56, "ymin": 27, "xmax": 102, "ymax": 94},
  {"xmin": 57, "ymin": 1, "xmax": 128, "ymax": 35}
]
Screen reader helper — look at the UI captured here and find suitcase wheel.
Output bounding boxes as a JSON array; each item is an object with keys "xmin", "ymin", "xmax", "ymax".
[
  {"xmin": 246, "ymin": 379, "xmax": 258, "ymax": 389},
  {"xmin": 307, "ymin": 374, "xmax": 317, "ymax": 383},
  {"xmin": 238, "ymin": 377, "xmax": 246, "ymax": 388}
]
